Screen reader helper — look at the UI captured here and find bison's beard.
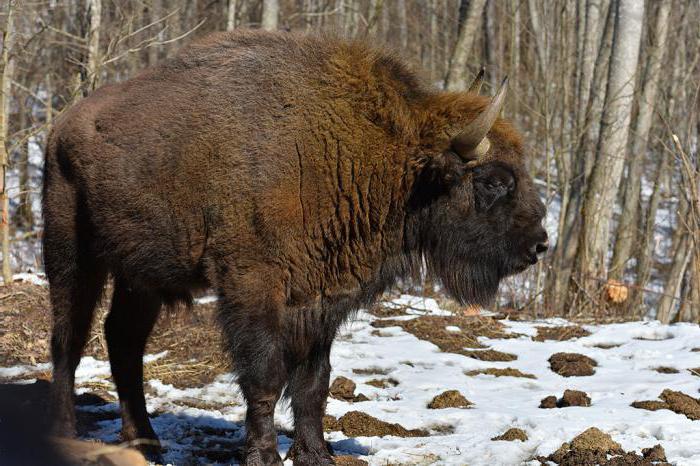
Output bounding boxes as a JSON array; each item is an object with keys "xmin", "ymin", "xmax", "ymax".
[{"xmin": 416, "ymin": 232, "xmax": 516, "ymax": 307}]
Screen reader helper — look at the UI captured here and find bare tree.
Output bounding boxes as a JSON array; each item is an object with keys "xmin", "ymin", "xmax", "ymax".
[
  {"xmin": 571, "ymin": 0, "xmax": 645, "ymax": 310},
  {"xmin": 227, "ymin": 0, "xmax": 237, "ymax": 31},
  {"xmin": 261, "ymin": 0, "xmax": 279, "ymax": 31},
  {"xmin": 610, "ymin": 0, "xmax": 672, "ymax": 279},
  {"xmin": 0, "ymin": 0, "xmax": 17, "ymax": 284},
  {"xmin": 444, "ymin": 0, "xmax": 487, "ymax": 91}
]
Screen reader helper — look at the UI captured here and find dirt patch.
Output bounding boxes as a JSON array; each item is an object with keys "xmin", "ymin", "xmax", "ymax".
[
  {"xmin": 492, "ymin": 428, "xmax": 528, "ymax": 442},
  {"xmin": 559, "ymin": 390, "xmax": 591, "ymax": 407},
  {"xmin": 537, "ymin": 427, "xmax": 669, "ymax": 465},
  {"xmin": 371, "ymin": 315, "xmax": 519, "ymax": 359},
  {"xmin": 462, "ymin": 349, "xmax": 518, "ymax": 361},
  {"xmin": 533, "ymin": 326, "xmax": 590, "ymax": 342},
  {"xmin": 352, "ymin": 367, "xmax": 390, "ymax": 376},
  {"xmin": 335, "ymin": 411, "xmax": 428, "ymax": 438},
  {"xmin": 549, "ymin": 352, "xmax": 597, "ymax": 377},
  {"xmin": 427, "ymin": 390, "xmax": 472, "ymax": 409},
  {"xmin": 329, "ymin": 376, "xmax": 369, "ymax": 402},
  {"xmin": 632, "ymin": 389, "xmax": 700, "ymax": 420},
  {"xmin": 691, "ymin": 348, "xmax": 700, "ymax": 352},
  {"xmin": 465, "ymin": 367, "xmax": 536, "ymax": 379},
  {"xmin": 365, "ymin": 378, "xmax": 399, "ymax": 388},
  {"xmin": 540, "ymin": 390, "xmax": 591, "ymax": 409},
  {"xmin": 689, "ymin": 367, "xmax": 700, "ymax": 377},
  {"xmin": 323, "ymin": 415, "xmax": 340, "ymax": 432},
  {"xmin": 631, "ymin": 400, "xmax": 669, "ymax": 411},
  {"xmin": 653, "ymin": 366, "xmax": 680, "ymax": 374},
  {"xmin": 334, "ymin": 456, "xmax": 369, "ymax": 466},
  {"xmin": 0, "ymin": 282, "xmax": 229, "ymax": 388}
]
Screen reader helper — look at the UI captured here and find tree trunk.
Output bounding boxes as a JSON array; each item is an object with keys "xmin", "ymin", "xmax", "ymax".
[
  {"xmin": 148, "ymin": 0, "xmax": 162, "ymax": 65},
  {"xmin": 0, "ymin": 0, "xmax": 16, "ymax": 284},
  {"xmin": 547, "ymin": 0, "xmax": 613, "ymax": 312},
  {"xmin": 261, "ymin": 0, "xmax": 279, "ymax": 31},
  {"xmin": 610, "ymin": 0, "xmax": 671, "ymax": 279},
  {"xmin": 85, "ymin": 0, "xmax": 102, "ymax": 95},
  {"xmin": 227, "ymin": 0, "xmax": 237, "ymax": 31},
  {"xmin": 396, "ymin": 0, "xmax": 408, "ymax": 49},
  {"xmin": 444, "ymin": 0, "xmax": 487, "ymax": 91},
  {"xmin": 570, "ymin": 0, "xmax": 644, "ymax": 311}
]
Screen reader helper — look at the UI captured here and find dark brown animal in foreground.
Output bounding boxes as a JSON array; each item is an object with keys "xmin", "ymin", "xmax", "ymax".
[{"xmin": 43, "ymin": 30, "xmax": 547, "ymax": 465}]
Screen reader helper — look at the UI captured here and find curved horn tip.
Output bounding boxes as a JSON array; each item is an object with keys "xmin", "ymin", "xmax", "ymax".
[{"xmin": 468, "ymin": 68, "xmax": 486, "ymax": 94}]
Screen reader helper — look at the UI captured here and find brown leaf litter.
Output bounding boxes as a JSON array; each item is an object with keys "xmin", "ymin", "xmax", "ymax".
[{"xmin": 371, "ymin": 315, "xmax": 519, "ymax": 361}]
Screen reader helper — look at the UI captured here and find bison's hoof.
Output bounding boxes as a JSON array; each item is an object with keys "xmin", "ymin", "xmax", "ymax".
[
  {"xmin": 288, "ymin": 445, "xmax": 335, "ymax": 466},
  {"xmin": 244, "ymin": 447, "xmax": 283, "ymax": 466}
]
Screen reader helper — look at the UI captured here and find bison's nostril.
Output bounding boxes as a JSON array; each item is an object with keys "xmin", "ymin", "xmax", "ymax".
[{"xmin": 535, "ymin": 241, "xmax": 549, "ymax": 255}]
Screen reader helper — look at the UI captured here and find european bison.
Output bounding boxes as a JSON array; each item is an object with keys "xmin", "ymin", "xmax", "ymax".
[{"xmin": 43, "ymin": 30, "xmax": 547, "ymax": 465}]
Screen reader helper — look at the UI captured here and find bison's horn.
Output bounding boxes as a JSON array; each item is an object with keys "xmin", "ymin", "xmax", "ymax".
[
  {"xmin": 452, "ymin": 76, "xmax": 508, "ymax": 159},
  {"xmin": 468, "ymin": 68, "xmax": 485, "ymax": 94}
]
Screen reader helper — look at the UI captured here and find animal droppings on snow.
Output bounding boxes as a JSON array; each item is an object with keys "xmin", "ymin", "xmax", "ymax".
[
  {"xmin": 632, "ymin": 389, "xmax": 700, "ymax": 420},
  {"xmin": 548, "ymin": 352, "xmax": 597, "ymax": 377},
  {"xmin": 427, "ymin": 390, "xmax": 472, "ymax": 409},
  {"xmin": 540, "ymin": 390, "xmax": 591, "ymax": 409},
  {"xmin": 328, "ymin": 376, "xmax": 369, "ymax": 402},
  {"xmin": 491, "ymin": 428, "xmax": 528, "ymax": 442},
  {"xmin": 465, "ymin": 367, "xmax": 536, "ymax": 379},
  {"xmin": 538, "ymin": 428, "xmax": 670, "ymax": 465}
]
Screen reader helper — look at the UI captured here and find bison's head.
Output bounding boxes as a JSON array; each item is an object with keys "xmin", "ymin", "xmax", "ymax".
[{"xmin": 407, "ymin": 75, "xmax": 548, "ymax": 306}]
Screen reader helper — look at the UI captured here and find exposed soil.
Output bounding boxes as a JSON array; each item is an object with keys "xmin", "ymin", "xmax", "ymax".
[
  {"xmin": 689, "ymin": 367, "xmax": 700, "ymax": 377},
  {"xmin": 329, "ymin": 377, "xmax": 369, "ymax": 402},
  {"xmin": 465, "ymin": 367, "xmax": 536, "ymax": 379},
  {"xmin": 533, "ymin": 326, "xmax": 590, "ymax": 342},
  {"xmin": 427, "ymin": 390, "xmax": 472, "ymax": 409},
  {"xmin": 323, "ymin": 415, "xmax": 340, "ymax": 432},
  {"xmin": 537, "ymin": 427, "xmax": 669, "ymax": 465},
  {"xmin": 653, "ymin": 366, "xmax": 680, "ymax": 374},
  {"xmin": 334, "ymin": 411, "xmax": 428, "ymax": 438},
  {"xmin": 632, "ymin": 389, "xmax": 700, "ymax": 420},
  {"xmin": 549, "ymin": 352, "xmax": 597, "ymax": 377},
  {"xmin": 371, "ymin": 315, "xmax": 519, "ymax": 359},
  {"xmin": 492, "ymin": 428, "xmax": 528, "ymax": 442},
  {"xmin": 365, "ymin": 378, "xmax": 399, "ymax": 388},
  {"xmin": 691, "ymin": 348, "xmax": 700, "ymax": 352},
  {"xmin": 539, "ymin": 396, "xmax": 558, "ymax": 409}
]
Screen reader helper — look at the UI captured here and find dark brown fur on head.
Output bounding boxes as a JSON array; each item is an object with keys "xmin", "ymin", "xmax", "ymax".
[{"xmin": 43, "ymin": 30, "xmax": 546, "ymax": 464}]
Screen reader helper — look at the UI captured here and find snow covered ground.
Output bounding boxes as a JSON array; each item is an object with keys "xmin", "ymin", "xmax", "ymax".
[{"xmin": 3, "ymin": 293, "xmax": 700, "ymax": 465}]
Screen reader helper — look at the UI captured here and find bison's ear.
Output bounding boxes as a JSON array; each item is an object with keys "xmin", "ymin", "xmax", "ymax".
[{"xmin": 421, "ymin": 150, "xmax": 467, "ymax": 188}]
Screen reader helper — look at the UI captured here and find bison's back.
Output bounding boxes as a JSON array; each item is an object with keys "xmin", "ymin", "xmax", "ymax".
[{"xmin": 45, "ymin": 30, "xmax": 420, "ymax": 301}]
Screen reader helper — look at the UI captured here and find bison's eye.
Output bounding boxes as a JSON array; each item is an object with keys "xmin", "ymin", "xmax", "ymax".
[{"xmin": 473, "ymin": 163, "xmax": 515, "ymax": 212}]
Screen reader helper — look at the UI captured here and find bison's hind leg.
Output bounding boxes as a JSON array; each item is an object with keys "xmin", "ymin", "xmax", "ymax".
[
  {"xmin": 44, "ymin": 179, "xmax": 108, "ymax": 437},
  {"xmin": 104, "ymin": 280, "xmax": 162, "ymax": 459}
]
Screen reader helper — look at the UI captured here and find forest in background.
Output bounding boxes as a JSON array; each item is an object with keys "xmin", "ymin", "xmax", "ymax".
[{"xmin": 0, "ymin": 0, "xmax": 698, "ymax": 322}]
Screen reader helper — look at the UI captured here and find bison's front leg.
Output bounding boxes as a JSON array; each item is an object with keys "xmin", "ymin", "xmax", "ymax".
[
  {"xmin": 286, "ymin": 344, "xmax": 335, "ymax": 466},
  {"xmin": 219, "ymin": 282, "xmax": 288, "ymax": 466}
]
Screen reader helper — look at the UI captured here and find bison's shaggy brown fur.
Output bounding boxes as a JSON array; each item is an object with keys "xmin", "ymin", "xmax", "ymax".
[{"xmin": 43, "ymin": 30, "xmax": 546, "ymax": 465}]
